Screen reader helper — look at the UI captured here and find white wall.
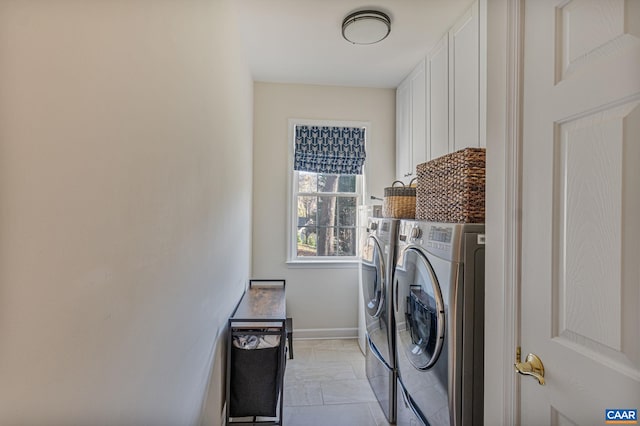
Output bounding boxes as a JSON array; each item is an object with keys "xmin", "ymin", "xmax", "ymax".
[
  {"xmin": 0, "ymin": 2, "xmax": 253, "ymax": 425},
  {"xmin": 252, "ymin": 83, "xmax": 395, "ymax": 337}
]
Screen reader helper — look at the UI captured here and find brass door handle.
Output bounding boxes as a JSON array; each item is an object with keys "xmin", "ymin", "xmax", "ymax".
[{"xmin": 514, "ymin": 353, "xmax": 545, "ymax": 385}]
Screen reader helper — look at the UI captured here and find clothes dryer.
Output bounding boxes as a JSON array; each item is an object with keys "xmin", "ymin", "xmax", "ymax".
[
  {"xmin": 357, "ymin": 205, "xmax": 378, "ymax": 355},
  {"xmin": 360, "ymin": 217, "xmax": 399, "ymax": 423},
  {"xmin": 394, "ymin": 220, "xmax": 485, "ymax": 426}
]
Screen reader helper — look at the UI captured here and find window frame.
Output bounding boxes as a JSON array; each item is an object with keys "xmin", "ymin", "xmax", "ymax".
[{"xmin": 287, "ymin": 119, "xmax": 369, "ymax": 266}]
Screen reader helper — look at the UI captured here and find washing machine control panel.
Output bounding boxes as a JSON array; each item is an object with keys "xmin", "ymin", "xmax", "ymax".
[
  {"xmin": 429, "ymin": 226, "xmax": 452, "ymax": 243},
  {"xmin": 426, "ymin": 225, "xmax": 454, "ymax": 252}
]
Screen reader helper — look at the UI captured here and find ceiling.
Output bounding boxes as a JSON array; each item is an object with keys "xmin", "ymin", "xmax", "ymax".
[{"xmin": 232, "ymin": 0, "xmax": 474, "ymax": 89}]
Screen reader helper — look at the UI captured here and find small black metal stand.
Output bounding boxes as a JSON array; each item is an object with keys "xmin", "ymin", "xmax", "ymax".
[{"xmin": 225, "ymin": 280, "xmax": 287, "ymax": 425}]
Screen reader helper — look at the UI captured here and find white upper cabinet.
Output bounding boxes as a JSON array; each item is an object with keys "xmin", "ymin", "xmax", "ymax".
[
  {"xmin": 449, "ymin": 0, "xmax": 483, "ymax": 152},
  {"xmin": 396, "ymin": 0, "xmax": 485, "ymax": 172},
  {"xmin": 395, "ymin": 59, "xmax": 426, "ymax": 182},
  {"xmin": 396, "ymin": 77, "xmax": 411, "ymax": 181},
  {"xmin": 410, "ymin": 60, "xmax": 427, "ymax": 170},
  {"xmin": 428, "ymin": 35, "xmax": 449, "ymax": 160}
]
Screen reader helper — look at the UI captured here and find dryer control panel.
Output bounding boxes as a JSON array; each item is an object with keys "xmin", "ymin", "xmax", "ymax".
[
  {"xmin": 426, "ymin": 225, "xmax": 455, "ymax": 258},
  {"xmin": 399, "ymin": 220, "xmax": 483, "ymax": 262}
]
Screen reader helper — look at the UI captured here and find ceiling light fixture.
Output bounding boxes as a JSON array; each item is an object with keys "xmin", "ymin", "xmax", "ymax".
[{"xmin": 342, "ymin": 10, "xmax": 391, "ymax": 45}]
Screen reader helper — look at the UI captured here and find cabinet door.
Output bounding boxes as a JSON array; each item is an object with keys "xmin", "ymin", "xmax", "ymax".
[
  {"xmin": 428, "ymin": 35, "xmax": 449, "ymax": 160},
  {"xmin": 449, "ymin": 0, "xmax": 479, "ymax": 152},
  {"xmin": 396, "ymin": 79, "xmax": 411, "ymax": 181},
  {"xmin": 410, "ymin": 59, "xmax": 426, "ymax": 172}
]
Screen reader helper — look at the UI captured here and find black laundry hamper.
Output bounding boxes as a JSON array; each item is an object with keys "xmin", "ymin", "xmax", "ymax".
[
  {"xmin": 226, "ymin": 280, "xmax": 288, "ymax": 425},
  {"xmin": 229, "ymin": 337, "xmax": 283, "ymax": 417}
]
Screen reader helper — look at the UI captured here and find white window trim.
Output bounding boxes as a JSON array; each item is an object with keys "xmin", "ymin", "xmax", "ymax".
[{"xmin": 286, "ymin": 118, "xmax": 370, "ymax": 266}]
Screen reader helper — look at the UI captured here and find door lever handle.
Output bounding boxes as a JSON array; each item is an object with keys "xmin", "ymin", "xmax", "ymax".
[{"xmin": 514, "ymin": 353, "xmax": 545, "ymax": 385}]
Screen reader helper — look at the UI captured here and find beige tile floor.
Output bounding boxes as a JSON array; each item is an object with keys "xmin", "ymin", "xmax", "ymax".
[{"xmin": 283, "ymin": 339, "xmax": 391, "ymax": 426}]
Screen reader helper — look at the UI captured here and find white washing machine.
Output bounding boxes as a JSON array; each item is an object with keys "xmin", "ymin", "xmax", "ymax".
[
  {"xmin": 360, "ymin": 217, "xmax": 398, "ymax": 423},
  {"xmin": 394, "ymin": 220, "xmax": 485, "ymax": 426}
]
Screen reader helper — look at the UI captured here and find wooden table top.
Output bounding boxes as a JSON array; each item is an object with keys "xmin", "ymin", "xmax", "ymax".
[{"xmin": 231, "ymin": 286, "xmax": 286, "ymax": 322}]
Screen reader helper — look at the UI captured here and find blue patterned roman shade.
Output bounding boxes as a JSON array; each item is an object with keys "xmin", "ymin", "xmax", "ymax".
[{"xmin": 294, "ymin": 125, "xmax": 366, "ymax": 175}]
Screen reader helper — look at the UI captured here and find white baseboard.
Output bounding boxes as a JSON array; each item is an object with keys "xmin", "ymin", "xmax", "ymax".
[{"xmin": 292, "ymin": 327, "xmax": 358, "ymax": 340}]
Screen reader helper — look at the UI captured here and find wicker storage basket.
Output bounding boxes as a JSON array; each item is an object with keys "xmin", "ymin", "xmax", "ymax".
[
  {"xmin": 383, "ymin": 179, "xmax": 416, "ymax": 219},
  {"xmin": 416, "ymin": 148, "xmax": 486, "ymax": 223}
]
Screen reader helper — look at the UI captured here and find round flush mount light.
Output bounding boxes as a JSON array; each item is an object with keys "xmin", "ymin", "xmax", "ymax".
[{"xmin": 342, "ymin": 10, "xmax": 391, "ymax": 45}]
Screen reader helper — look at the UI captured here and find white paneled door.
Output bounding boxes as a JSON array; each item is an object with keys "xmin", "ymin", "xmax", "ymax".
[{"xmin": 520, "ymin": 0, "xmax": 640, "ymax": 424}]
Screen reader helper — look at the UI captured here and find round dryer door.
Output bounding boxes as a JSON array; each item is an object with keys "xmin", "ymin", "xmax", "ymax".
[
  {"xmin": 395, "ymin": 246, "xmax": 445, "ymax": 370},
  {"xmin": 361, "ymin": 235, "xmax": 385, "ymax": 318}
]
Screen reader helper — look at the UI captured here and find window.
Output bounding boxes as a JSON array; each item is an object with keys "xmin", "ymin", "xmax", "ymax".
[
  {"xmin": 294, "ymin": 172, "xmax": 359, "ymax": 258},
  {"xmin": 288, "ymin": 120, "xmax": 368, "ymax": 263}
]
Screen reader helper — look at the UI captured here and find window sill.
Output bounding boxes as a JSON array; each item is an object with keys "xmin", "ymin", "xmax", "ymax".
[{"xmin": 286, "ymin": 259, "xmax": 359, "ymax": 269}]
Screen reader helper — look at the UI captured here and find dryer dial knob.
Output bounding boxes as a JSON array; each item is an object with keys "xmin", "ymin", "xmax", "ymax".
[
  {"xmin": 370, "ymin": 222, "xmax": 378, "ymax": 231},
  {"xmin": 410, "ymin": 227, "xmax": 422, "ymax": 239}
]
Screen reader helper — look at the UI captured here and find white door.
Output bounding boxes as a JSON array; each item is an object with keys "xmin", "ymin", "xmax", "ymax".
[{"xmin": 520, "ymin": 0, "xmax": 640, "ymax": 424}]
